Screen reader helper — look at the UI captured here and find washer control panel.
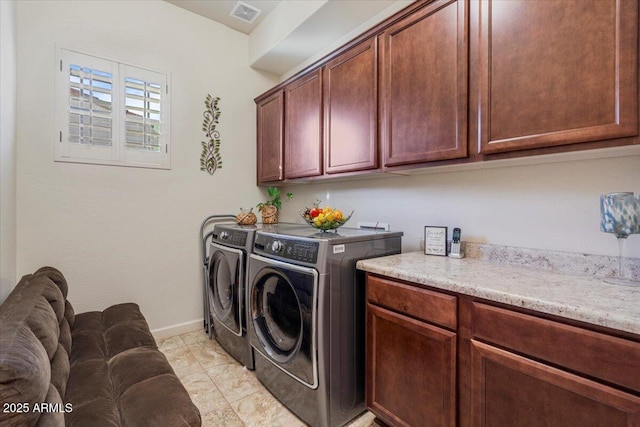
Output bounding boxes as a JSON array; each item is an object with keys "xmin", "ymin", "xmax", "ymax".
[{"xmin": 255, "ymin": 235, "xmax": 319, "ymax": 264}]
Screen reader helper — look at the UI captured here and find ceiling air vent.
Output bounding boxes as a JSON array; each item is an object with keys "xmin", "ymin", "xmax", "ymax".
[{"xmin": 230, "ymin": 1, "xmax": 262, "ymax": 24}]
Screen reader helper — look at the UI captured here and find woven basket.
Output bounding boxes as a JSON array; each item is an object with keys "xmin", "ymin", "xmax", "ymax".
[
  {"xmin": 236, "ymin": 209, "xmax": 257, "ymax": 225},
  {"xmin": 260, "ymin": 205, "xmax": 278, "ymax": 224}
]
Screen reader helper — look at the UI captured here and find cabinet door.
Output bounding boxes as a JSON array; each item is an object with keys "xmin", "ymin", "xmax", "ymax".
[
  {"xmin": 380, "ymin": 0, "xmax": 468, "ymax": 167},
  {"xmin": 470, "ymin": 340, "xmax": 640, "ymax": 427},
  {"xmin": 284, "ymin": 70, "xmax": 323, "ymax": 179},
  {"xmin": 256, "ymin": 91, "xmax": 284, "ymax": 184},
  {"xmin": 324, "ymin": 38, "xmax": 378, "ymax": 174},
  {"xmin": 476, "ymin": 0, "xmax": 638, "ymax": 154},
  {"xmin": 366, "ymin": 303, "xmax": 456, "ymax": 427},
  {"xmin": 472, "ymin": 301, "xmax": 640, "ymax": 393}
]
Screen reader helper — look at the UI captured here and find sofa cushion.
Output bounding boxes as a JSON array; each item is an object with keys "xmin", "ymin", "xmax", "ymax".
[
  {"xmin": 102, "ymin": 304, "xmax": 157, "ymax": 358},
  {"xmin": 59, "ymin": 318, "xmax": 72, "ymax": 357},
  {"xmin": 70, "ymin": 313, "xmax": 108, "ymax": 366},
  {"xmin": 108, "ymin": 347, "xmax": 175, "ymax": 399},
  {"xmin": 34, "ymin": 267, "xmax": 74, "ymax": 331},
  {"xmin": 65, "ymin": 358, "xmax": 119, "ymax": 426},
  {"xmin": 25, "ymin": 296, "xmax": 60, "ymax": 360},
  {"xmin": 64, "ymin": 301, "xmax": 75, "ymax": 330},
  {"xmin": 118, "ymin": 374, "xmax": 201, "ymax": 427},
  {"xmin": 0, "ymin": 325, "xmax": 51, "ymax": 427},
  {"xmin": 65, "ymin": 396, "xmax": 120, "ymax": 427},
  {"xmin": 50, "ymin": 344, "xmax": 70, "ymax": 399},
  {"xmin": 36, "ymin": 384, "xmax": 66, "ymax": 427},
  {"xmin": 0, "ymin": 275, "xmax": 63, "ymax": 427},
  {"xmin": 34, "ymin": 267, "xmax": 69, "ymax": 298}
]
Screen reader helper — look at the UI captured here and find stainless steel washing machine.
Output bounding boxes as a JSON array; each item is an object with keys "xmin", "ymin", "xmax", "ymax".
[
  {"xmin": 247, "ymin": 226, "xmax": 402, "ymax": 427},
  {"xmin": 207, "ymin": 223, "xmax": 259, "ymax": 369}
]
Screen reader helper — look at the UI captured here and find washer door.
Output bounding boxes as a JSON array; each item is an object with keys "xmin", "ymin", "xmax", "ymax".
[
  {"xmin": 208, "ymin": 243, "xmax": 244, "ymax": 336},
  {"xmin": 250, "ymin": 255, "xmax": 318, "ymax": 388}
]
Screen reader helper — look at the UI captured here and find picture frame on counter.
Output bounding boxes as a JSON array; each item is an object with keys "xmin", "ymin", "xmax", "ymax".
[{"xmin": 424, "ymin": 226, "xmax": 448, "ymax": 256}]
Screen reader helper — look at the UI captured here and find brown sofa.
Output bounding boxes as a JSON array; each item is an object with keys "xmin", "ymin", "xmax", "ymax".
[{"xmin": 0, "ymin": 267, "xmax": 201, "ymax": 427}]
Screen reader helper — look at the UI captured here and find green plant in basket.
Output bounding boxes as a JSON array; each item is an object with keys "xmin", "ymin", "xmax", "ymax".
[
  {"xmin": 257, "ymin": 186, "xmax": 293, "ymax": 224},
  {"xmin": 256, "ymin": 186, "xmax": 293, "ymax": 210}
]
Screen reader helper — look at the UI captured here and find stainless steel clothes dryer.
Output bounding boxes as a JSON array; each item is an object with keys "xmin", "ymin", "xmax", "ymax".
[
  {"xmin": 207, "ymin": 223, "xmax": 259, "ymax": 369},
  {"xmin": 248, "ymin": 227, "xmax": 402, "ymax": 427},
  {"xmin": 200, "ymin": 214, "xmax": 236, "ymax": 335}
]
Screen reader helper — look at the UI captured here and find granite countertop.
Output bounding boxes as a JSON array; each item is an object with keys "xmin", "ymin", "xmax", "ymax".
[{"xmin": 357, "ymin": 251, "xmax": 640, "ymax": 336}]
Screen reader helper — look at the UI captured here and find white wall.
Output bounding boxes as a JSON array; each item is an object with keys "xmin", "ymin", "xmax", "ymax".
[
  {"xmin": 249, "ymin": 0, "xmax": 326, "ymax": 72},
  {"xmin": 16, "ymin": 0, "xmax": 278, "ymax": 330},
  {"xmin": 1, "ymin": 0, "xmax": 18, "ymax": 302},
  {"xmin": 278, "ymin": 0, "xmax": 412, "ymax": 81},
  {"xmin": 279, "ymin": 151, "xmax": 640, "ymax": 258}
]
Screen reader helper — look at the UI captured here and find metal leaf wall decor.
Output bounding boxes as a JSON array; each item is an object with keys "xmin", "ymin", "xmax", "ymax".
[{"xmin": 200, "ymin": 94, "xmax": 223, "ymax": 174}]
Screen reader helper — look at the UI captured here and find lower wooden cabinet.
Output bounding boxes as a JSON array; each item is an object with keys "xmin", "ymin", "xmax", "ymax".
[
  {"xmin": 366, "ymin": 304, "xmax": 456, "ymax": 427},
  {"xmin": 467, "ymin": 301, "xmax": 640, "ymax": 427},
  {"xmin": 470, "ymin": 340, "xmax": 640, "ymax": 427},
  {"xmin": 366, "ymin": 275, "xmax": 457, "ymax": 427},
  {"xmin": 365, "ymin": 273, "xmax": 640, "ymax": 427}
]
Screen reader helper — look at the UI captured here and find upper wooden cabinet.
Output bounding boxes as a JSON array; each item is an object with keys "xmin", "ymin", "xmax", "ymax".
[
  {"xmin": 257, "ymin": 38, "xmax": 378, "ymax": 183},
  {"xmin": 284, "ymin": 69, "xmax": 323, "ymax": 179},
  {"xmin": 324, "ymin": 38, "xmax": 378, "ymax": 174},
  {"xmin": 475, "ymin": 0, "xmax": 639, "ymax": 154},
  {"xmin": 255, "ymin": 0, "xmax": 640, "ymax": 184},
  {"xmin": 256, "ymin": 90, "xmax": 284, "ymax": 184},
  {"xmin": 380, "ymin": 0, "xmax": 468, "ymax": 167}
]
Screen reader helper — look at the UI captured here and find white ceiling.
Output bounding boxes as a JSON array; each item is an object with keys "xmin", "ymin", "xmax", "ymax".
[
  {"xmin": 165, "ymin": 0, "xmax": 281, "ymax": 35},
  {"xmin": 164, "ymin": 0, "xmax": 413, "ymax": 75}
]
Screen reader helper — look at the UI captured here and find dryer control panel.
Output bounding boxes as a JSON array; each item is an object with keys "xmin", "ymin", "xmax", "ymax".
[
  {"xmin": 213, "ymin": 229, "xmax": 247, "ymax": 246},
  {"xmin": 254, "ymin": 235, "xmax": 319, "ymax": 264}
]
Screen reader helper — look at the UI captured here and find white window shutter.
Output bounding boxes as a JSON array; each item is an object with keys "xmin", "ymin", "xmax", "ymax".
[
  {"xmin": 55, "ymin": 47, "xmax": 170, "ymax": 169},
  {"xmin": 121, "ymin": 64, "xmax": 170, "ymax": 168},
  {"xmin": 56, "ymin": 49, "xmax": 119, "ymax": 162}
]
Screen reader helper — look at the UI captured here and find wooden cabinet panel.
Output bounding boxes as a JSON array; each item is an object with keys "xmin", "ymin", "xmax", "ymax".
[
  {"xmin": 380, "ymin": 0, "xmax": 468, "ymax": 167},
  {"xmin": 367, "ymin": 275, "xmax": 457, "ymax": 329},
  {"xmin": 472, "ymin": 302, "xmax": 640, "ymax": 393},
  {"xmin": 324, "ymin": 38, "xmax": 378, "ymax": 174},
  {"xmin": 284, "ymin": 70, "xmax": 323, "ymax": 179},
  {"xmin": 470, "ymin": 340, "xmax": 640, "ymax": 427},
  {"xmin": 367, "ymin": 303, "xmax": 456, "ymax": 427},
  {"xmin": 476, "ymin": 0, "xmax": 638, "ymax": 154},
  {"xmin": 256, "ymin": 90, "xmax": 283, "ymax": 184}
]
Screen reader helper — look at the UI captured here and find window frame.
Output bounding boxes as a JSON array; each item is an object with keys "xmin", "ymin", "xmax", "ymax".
[{"xmin": 55, "ymin": 47, "xmax": 171, "ymax": 169}]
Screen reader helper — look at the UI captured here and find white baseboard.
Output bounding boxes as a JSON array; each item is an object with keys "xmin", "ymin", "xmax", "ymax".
[{"xmin": 151, "ymin": 318, "xmax": 204, "ymax": 340}]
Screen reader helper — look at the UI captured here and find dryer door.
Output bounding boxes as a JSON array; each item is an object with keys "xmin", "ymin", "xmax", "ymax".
[
  {"xmin": 249, "ymin": 254, "xmax": 319, "ymax": 389},
  {"xmin": 208, "ymin": 243, "xmax": 244, "ymax": 336}
]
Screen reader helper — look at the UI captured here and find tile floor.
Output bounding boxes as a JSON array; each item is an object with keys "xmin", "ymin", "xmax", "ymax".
[{"xmin": 158, "ymin": 330, "xmax": 383, "ymax": 427}]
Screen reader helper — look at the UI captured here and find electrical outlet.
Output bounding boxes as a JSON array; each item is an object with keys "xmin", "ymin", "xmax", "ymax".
[{"xmin": 357, "ymin": 221, "xmax": 390, "ymax": 231}]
